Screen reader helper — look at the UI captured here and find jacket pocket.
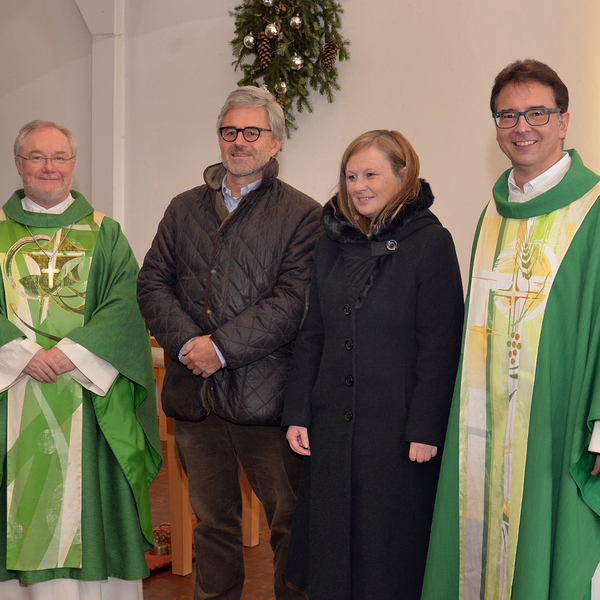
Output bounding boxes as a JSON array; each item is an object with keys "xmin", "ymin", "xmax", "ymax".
[{"xmin": 161, "ymin": 360, "xmax": 208, "ymax": 421}]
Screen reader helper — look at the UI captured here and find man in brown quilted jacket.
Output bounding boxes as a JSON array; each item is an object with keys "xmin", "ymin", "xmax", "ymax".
[{"xmin": 137, "ymin": 86, "xmax": 321, "ymax": 600}]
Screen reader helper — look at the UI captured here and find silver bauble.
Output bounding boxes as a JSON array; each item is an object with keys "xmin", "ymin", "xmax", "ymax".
[
  {"xmin": 261, "ymin": 0, "xmax": 274, "ymax": 6},
  {"xmin": 275, "ymin": 81, "xmax": 287, "ymax": 94},
  {"xmin": 243, "ymin": 34, "xmax": 255, "ymax": 49},
  {"xmin": 265, "ymin": 23, "xmax": 278, "ymax": 39},
  {"xmin": 290, "ymin": 16, "xmax": 302, "ymax": 29},
  {"xmin": 291, "ymin": 53, "xmax": 304, "ymax": 71}
]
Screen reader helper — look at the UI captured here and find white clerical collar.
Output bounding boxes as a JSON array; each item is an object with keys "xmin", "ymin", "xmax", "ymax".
[
  {"xmin": 507, "ymin": 152, "xmax": 571, "ymax": 203},
  {"xmin": 22, "ymin": 193, "xmax": 75, "ymax": 214}
]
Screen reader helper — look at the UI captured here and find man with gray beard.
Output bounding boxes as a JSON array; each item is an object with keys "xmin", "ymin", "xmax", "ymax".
[{"xmin": 138, "ymin": 87, "xmax": 321, "ymax": 600}]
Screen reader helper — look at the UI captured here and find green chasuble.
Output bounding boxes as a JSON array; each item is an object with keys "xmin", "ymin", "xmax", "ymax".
[
  {"xmin": 0, "ymin": 190, "xmax": 162, "ymax": 583},
  {"xmin": 422, "ymin": 150, "xmax": 600, "ymax": 600},
  {"xmin": 2, "ymin": 209, "xmax": 100, "ymax": 571}
]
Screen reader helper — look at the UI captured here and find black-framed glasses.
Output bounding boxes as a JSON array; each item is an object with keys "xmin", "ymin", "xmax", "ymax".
[
  {"xmin": 17, "ymin": 155, "xmax": 75, "ymax": 165},
  {"xmin": 219, "ymin": 127, "xmax": 272, "ymax": 143},
  {"xmin": 492, "ymin": 107, "xmax": 562, "ymax": 129}
]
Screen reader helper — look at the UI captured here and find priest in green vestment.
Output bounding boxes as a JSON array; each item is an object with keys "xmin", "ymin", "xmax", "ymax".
[
  {"xmin": 0, "ymin": 120, "xmax": 162, "ymax": 600},
  {"xmin": 421, "ymin": 60, "xmax": 600, "ymax": 600}
]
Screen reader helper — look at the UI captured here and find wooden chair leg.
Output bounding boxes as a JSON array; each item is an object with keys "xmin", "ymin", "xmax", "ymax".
[
  {"xmin": 154, "ymin": 367, "xmax": 167, "ymax": 442},
  {"xmin": 240, "ymin": 467, "xmax": 260, "ymax": 547},
  {"xmin": 166, "ymin": 416, "xmax": 194, "ymax": 576}
]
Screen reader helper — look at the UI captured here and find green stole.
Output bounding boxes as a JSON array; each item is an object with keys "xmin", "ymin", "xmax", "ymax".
[
  {"xmin": 0, "ymin": 211, "xmax": 102, "ymax": 570},
  {"xmin": 458, "ymin": 171, "xmax": 600, "ymax": 599}
]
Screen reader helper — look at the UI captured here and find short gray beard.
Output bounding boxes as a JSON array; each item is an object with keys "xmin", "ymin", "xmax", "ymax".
[{"xmin": 24, "ymin": 183, "xmax": 70, "ymax": 208}]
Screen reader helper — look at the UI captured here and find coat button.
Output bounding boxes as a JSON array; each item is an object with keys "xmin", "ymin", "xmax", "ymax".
[
  {"xmin": 386, "ymin": 239, "xmax": 398, "ymax": 251},
  {"xmin": 345, "ymin": 339, "xmax": 354, "ymax": 350},
  {"xmin": 344, "ymin": 410, "xmax": 353, "ymax": 421},
  {"xmin": 210, "ymin": 268, "xmax": 217, "ymax": 275},
  {"xmin": 344, "ymin": 375, "xmax": 354, "ymax": 386},
  {"xmin": 343, "ymin": 304, "xmax": 352, "ymax": 315},
  {"xmin": 206, "ymin": 309, "xmax": 212, "ymax": 316}
]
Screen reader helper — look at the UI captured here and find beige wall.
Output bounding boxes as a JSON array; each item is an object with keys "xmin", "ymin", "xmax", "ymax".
[{"xmin": 2, "ymin": 0, "xmax": 600, "ymax": 284}]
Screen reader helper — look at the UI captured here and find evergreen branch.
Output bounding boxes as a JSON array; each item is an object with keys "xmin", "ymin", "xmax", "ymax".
[{"xmin": 230, "ymin": 0, "xmax": 350, "ymax": 138}]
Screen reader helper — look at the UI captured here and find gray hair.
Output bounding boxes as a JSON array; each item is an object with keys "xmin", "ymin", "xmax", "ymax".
[
  {"xmin": 14, "ymin": 120, "xmax": 78, "ymax": 158},
  {"xmin": 216, "ymin": 86, "xmax": 284, "ymax": 141}
]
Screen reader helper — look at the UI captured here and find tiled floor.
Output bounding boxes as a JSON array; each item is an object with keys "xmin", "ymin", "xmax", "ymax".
[{"xmin": 142, "ymin": 443, "xmax": 276, "ymax": 600}]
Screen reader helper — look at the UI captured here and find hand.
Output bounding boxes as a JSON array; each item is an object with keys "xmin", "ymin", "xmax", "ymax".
[
  {"xmin": 591, "ymin": 454, "xmax": 600, "ymax": 476},
  {"xmin": 181, "ymin": 335, "xmax": 222, "ymax": 378},
  {"xmin": 22, "ymin": 347, "xmax": 74, "ymax": 383},
  {"xmin": 409, "ymin": 442, "xmax": 438, "ymax": 463},
  {"xmin": 47, "ymin": 346, "xmax": 76, "ymax": 374},
  {"xmin": 286, "ymin": 426, "xmax": 311, "ymax": 456}
]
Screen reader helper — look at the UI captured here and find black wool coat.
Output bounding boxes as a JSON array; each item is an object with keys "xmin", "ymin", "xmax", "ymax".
[{"xmin": 281, "ymin": 181, "xmax": 464, "ymax": 600}]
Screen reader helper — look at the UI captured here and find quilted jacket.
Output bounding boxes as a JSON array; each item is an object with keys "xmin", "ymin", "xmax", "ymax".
[{"xmin": 137, "ymin": 158, "xmax": 322, "ymax": 425}]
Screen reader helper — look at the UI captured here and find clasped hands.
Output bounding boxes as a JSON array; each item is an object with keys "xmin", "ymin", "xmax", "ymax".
[
  {"xmin": 180, "ymin": 335, "xmax": 222, "ymax": 378},
  {"xmin": 23, "ymin": 347, "xmax": 76, "ymax": 383},
  {"xmin": 286, "ymin": 426, "xmax": 438, "ymax": 463}
]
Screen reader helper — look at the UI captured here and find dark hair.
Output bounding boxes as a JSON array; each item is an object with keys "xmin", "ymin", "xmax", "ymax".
[
  {"xmin": 490, "ymin": 59, "xmax": 569, "ymax": 114},
  {"xmin": 336, "ymin": 130, "xmax": 421, "ymax": 236}
]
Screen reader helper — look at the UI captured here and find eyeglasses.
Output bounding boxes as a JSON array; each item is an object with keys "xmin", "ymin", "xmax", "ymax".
[
  {"xmin": 492, "ymin": 107, "xmax": 562, "ymax": 129},
  {"xmin": 219, "ymin": 127, "xmax": 272, "ymax": 143},
  {"xmin": 17, "ymin": 155, "xmax": 75, "ymax": 165}
]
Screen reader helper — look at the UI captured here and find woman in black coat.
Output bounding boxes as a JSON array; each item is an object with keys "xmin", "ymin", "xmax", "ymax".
[{"xmin": 282, "ymin": 130, "xmax": 464, "ymax": 600}]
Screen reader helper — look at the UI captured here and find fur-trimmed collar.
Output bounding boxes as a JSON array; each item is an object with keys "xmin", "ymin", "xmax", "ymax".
[{"xmin": 322, "ymin": 179, "xmax": 435, "ymax": 244}]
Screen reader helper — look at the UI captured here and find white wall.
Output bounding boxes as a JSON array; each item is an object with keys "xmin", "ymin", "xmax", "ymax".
[
  {"xmin": 0, "ymin": 0, "xmax": 92, "ymax": 204},
  {"xmin": 2, "ymin": 0, "xmax": 600, "ymax": 284},
  {"xmin": 123, "ymin": 0, "xmax": 600, "ymax": 276}
]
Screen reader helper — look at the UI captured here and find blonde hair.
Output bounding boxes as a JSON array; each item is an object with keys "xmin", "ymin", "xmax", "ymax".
[
  {"xmin": 14, "ymin": 120, "xmax": 78, "ymax": 157},
  {"xmin": 336, "ymin": 130, "xmax": 421, "ymax": 235}
]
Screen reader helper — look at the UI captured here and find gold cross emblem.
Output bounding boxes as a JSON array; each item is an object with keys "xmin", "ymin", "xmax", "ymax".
[{"xmin": 27, "ymin": 230, "xmax": 85, "ymax": 290}]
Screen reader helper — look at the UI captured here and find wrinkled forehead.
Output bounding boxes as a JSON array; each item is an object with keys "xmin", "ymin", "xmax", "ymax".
[
  {"xmin": 20, "ymin": 127, "xmax": 72, "ymax": 155},
  {"xmin": 222, "ymin": 106, "xmax": 270, "ymax": 129}
]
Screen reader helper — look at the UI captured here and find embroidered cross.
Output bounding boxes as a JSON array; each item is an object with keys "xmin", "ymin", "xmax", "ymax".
[
  {"xmin": 41, "ymin": 264, "xmax": 61, "ymax": 288},
  {"xmin": 27, "ymin": 229, "xmax": 84, "ymax": 291}
]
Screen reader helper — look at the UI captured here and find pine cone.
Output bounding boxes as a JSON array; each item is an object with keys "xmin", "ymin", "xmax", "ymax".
[
  {"xmin": 256, "ymin": 33, "xmax": 273, "ymax": 70},
  {"xmin": 323, "ymin": 37, "xmax": 339, "ymax": 71}
]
